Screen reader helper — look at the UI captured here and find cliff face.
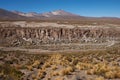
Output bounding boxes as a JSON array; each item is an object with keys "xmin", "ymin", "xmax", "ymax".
[{"xmin": 0, "ymin": 26, "xmax": 120, "ymax": 47}]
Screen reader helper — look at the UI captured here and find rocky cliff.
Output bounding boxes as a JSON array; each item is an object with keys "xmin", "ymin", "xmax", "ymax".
[{"xmin": 0, "ymin": 24, "xmax": 120, "ymax": 47}]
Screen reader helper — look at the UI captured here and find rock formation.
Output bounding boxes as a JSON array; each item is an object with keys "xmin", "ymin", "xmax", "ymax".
[{"xmin": 0, "ymin": 23, "xmax": 120, "ymax": 47}]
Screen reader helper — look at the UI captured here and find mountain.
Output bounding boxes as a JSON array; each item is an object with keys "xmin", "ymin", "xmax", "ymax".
[
  {"xmin": 40, "ymin": 10, "xmax": 80, "ymax": 17},
  {"xmin": 0, "ymin": 8, "xmax": 27, "ymax": 20},
  {"xmin": 0, "ymin": 8, "xmax": 120, "ymax": 21},
  {"xmin": 12, "ymin": 11, "xmax": 38, "ymax": 17},
  {"xmin": 12, "ymin": 9, "xmax": 81, "ymax": 19}
]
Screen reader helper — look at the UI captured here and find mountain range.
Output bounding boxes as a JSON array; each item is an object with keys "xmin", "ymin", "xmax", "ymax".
[
  {"xmin": 12, "ymin": 9, "xmax": 80, "ymax": 17},
  {"xmin": 0, "ymin": 8, "xmax": 120, "ymax": 21}
]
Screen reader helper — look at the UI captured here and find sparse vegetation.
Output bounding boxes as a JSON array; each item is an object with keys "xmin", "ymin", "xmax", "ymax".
[{"xmin": 0, "ymin": 45, "xmax": 120, "ymax": 80}]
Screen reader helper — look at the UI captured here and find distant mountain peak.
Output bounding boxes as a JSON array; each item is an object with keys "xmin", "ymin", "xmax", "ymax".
[
  {"xmin": 51, "ymin": 10, "xmax": 69, "ymax": 15},
  {"xmin": 52, "ymin": 9, "xmax": 66, "ymax": 13},
  {"xmin": 12, "ymin": 10, "xmax": 25, "ymax": 15},
  {"xmin": 40, "ymin": 9, "xmax": 80, "ymax": 17},
  {"xmin": 12, "ymin": 11, "xmax": 38, "ymax": 17}
]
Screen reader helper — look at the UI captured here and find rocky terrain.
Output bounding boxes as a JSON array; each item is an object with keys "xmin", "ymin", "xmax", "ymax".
[
  {"xmin": 0, "ymin": 6, "xmax": 120, "ymax": 80},
  {"xmin": 0, "ymin": 20, "xmax": 120, "ymax": 80},
  {"xmin": 0, "ymin": 9, "xmax": 120, "ymax": 80},
  {"xmin": 0, "ymin": 21, "xmax": 120, "ymax": 51}
]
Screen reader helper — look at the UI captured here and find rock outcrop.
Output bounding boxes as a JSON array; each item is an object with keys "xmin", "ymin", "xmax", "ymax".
[{"xmin": 0, "ymin": 24, "xmax": 120, "ymax": 47}]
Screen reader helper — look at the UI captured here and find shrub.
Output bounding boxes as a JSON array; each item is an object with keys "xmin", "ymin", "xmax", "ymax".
[{"xmin": 95, "ymin": 76, "xmax": 105, "ymax": 80}]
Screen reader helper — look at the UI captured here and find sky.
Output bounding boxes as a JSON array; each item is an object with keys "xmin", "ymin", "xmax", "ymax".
[{"xmin": 0, "ymin": 0, "xmax": 120, "ymax": 17}]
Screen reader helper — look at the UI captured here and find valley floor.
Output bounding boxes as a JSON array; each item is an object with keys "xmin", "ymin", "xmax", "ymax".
[{"xmin": 0, "ymin": 40, "xmax": 117, "ymax": 54}]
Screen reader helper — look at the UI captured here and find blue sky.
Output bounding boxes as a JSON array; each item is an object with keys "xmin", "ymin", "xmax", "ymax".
[{"xmin": 0, "ymin": 0, "xmax": 120, "ymax": 17}]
